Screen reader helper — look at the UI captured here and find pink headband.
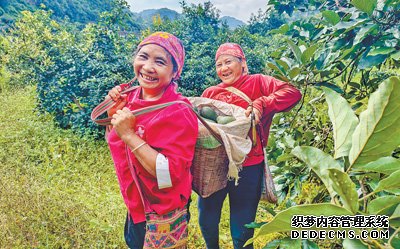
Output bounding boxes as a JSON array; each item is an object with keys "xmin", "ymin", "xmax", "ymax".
[
  {"xmin": 215, "ymin": 43, "xmax": 248, "ymax": 74},
  {"xmin": 138, "ymin": 32, "xmax": 185, "ymax": 81},
  {"xmin": 215, "ymin": 43, "xmax": 246, "ymax": 61}
]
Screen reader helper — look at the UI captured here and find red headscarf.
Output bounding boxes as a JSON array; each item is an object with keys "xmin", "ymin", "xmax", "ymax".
[
  {"xmin": 215, "ymin": 43, "xmax": 249, "ymax": 74},
  {"xmin": 138, "ymin": 32, "xmax": 185, "ymax": 81}
]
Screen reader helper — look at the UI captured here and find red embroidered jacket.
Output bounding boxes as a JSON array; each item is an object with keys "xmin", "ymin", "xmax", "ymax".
[{"xmin": 107, "ymin": 83, "xmax": 198, "ymax": 223}]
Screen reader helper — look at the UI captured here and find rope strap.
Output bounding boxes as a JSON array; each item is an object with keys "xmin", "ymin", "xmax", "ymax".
[
  {"xmin": 225, "ymin": 86, "xmax": 257, "ymax": 147},
  {"xmin": 90, "ymin": 80, "xmax": 223, "ymax": 145}
]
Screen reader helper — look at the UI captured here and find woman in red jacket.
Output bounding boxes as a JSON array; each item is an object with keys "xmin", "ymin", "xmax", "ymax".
[
  {"xmin": 106, "ymin": 32, "xmax": 198, "ymax": 249},
  {"xmin": 198, "ymin": 43, "xmax": 302, "ymax": 249}
]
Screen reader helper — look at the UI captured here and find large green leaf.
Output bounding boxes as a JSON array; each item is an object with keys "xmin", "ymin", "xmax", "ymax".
[
  {"xmin": 287, "ymin": 39, "xmax": 302, "ymax": 63},
  {"xmin": 328, "ymin": 169, "xmax": 359, "ymax": 213},
  {"xmin": 280, "ymin": 238, "xmax": 301, "ymax": 249},
  {"xmin": 267, "ymin": 62, "xmax": 285, "ymax": 75},
  {"xmin": 368, "ymin": 196, "xmax": 400, "ymax": 215},
  {"xmin": 248, "ymin": 204, "xmax": 352, "ymax": 245},
  {"xmin": 301, "ymin": 44, "xmax": 319, "ymax": 64},
  {"xmin": 302, "ymin": 240, "xmax": 319, "ymax": 249},
  {"xmin": 316, "ymin": 82, "xmax": 344, "ymax": 94},
  {"xmin": 288, "ymin": 67, "xmax": 301, "ymax": 79},
  {"xmin": 323, "ymin": 87, "xmax": 358, "ymax": 158},
  {"xmin": 263, "ymin": 239, "xmax": 281, "ymax": 249},
  {"xmin": 343, "ymin": 239, "xmax": 368, "ymax": 249},
  {"xmin": 292, "ymin": 146, "xmax": 342, "ymax": 197},
  {"xmin": 349, "ymin": 77, "xmax": 400, "ymax": 168},
  {"xmin": 392, "ymin": 204, "xmax": 400, "ymax": 218},
  {"xmin": 322, "ymin": 10, "xmax": 340, "ymax": 25},
  {"xmin": 334, "ymin": 20, "xmax": 366, "ymax": 33},
  {"xmin": 369, "ymin": 47, "xmax": 396, "ymax": 56},
  {"xmin": 355, "ymin": 156, "xmax": 400, "ymax": 175},
  {"xmin": 270, "ymin": 24, "xmax": 290, "ymax": 34},
  {"xmin": 391, "ymin": 50, "xmax": 400, "ymax": 60},
  {"xmin": 351, "ymin": 0, "xmax": 377, "ymax": 15},
  {"xmin": 353, "ymin": 24, "xmax": 378, "ymax": 45},
  {"xmin": 358, "ymin": 54, "xmax": 387, "ymax": 69},
  {"xmin": 391, "ymin": 238, "xmax": 400, "ymax": 249},
  {"xmin": 386, "ymin": 189, "xmax": 400, "ymax": 195},
  {"xmin": 376, "ymin": 169, "xmax": 400, "ymax": 192},
  {"xmin": 390, "ymin": 218, "xmax": 400, "ymax": 228}
]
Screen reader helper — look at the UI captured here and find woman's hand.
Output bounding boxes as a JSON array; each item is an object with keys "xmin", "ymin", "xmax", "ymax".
[
  {"xmin": 106, "ymin": 86, "xmax": 128, "ymax": 117},
  {"xmin": 111, "ymin": 107, "xmax": 137, "ymax": 141},
  {"xmin": 245, "ymin": 106, "xmax": 261, "ymax": 125}
]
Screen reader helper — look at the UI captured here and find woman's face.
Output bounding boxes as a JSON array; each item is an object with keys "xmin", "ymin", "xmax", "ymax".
[
  {"xmin": 134, "ymin": 44, "xmax": 175, "ymax": 97},
  {"xmin": 215, "ymin": 54, "xmax": 244, "ymax": 85}
]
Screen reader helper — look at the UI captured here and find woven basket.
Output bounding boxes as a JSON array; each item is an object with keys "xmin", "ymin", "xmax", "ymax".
[{"xmin": 191, "ymin": 124, "xmax": 229, "ymax": 198}]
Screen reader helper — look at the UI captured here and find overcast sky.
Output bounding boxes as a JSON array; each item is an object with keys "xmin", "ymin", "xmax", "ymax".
[{"xmin": 125, "ymin": 0, "xmax": 268, "ymax": 22}]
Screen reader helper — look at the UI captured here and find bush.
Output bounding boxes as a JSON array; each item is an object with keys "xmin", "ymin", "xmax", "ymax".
[{"xmin": 36, "ymin": 22, "xmax": 136, "ymax": 138}]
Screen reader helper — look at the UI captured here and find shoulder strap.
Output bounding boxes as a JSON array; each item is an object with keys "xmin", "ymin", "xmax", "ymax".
[
  {"xmin": 125, "ymin": 145, "xmax": 151, "ymax": 212},
  {"xmin": 224, "ymin": 86, "xmax": 257, "ymax": 147},
  {"xmin": 225, "ymin": 86, "xmax": 252, "ymax": 104},
  {"xmin": 90, "ymin": 84, "xmax": 223, "ymax": 144},
  {"xmin": 91, "ymin": 77, "xmax": 139, "ymax": 126}
]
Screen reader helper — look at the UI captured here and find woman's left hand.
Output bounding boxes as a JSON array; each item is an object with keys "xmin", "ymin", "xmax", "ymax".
[
  {"xmin": 111, "ymin": 107, "xmax": 137, "ymax": 140},
  {"xmin": 245, "ymin": 107, "xmax": 261, "ymax": 125}
]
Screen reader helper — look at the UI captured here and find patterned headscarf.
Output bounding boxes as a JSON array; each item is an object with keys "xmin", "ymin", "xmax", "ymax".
[
  {"xmin": 138, "ymin": 32, "xmax": 185, "ymax": 81},
  {"xmin": 215, "ymin": 43, "xmax": 249, "ymax": 74}
]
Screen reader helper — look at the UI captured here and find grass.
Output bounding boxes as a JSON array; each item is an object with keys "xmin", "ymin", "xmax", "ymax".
[{"xmin": 0, "ymin": 86, "xmax": 275, "ymax": 248}]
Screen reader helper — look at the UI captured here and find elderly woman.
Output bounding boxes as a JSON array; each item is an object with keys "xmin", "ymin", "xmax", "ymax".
[
  {"xmin": 106, "ymin": 32, "xmax": 198, "ymax": 249},
  {"xmin": 198, "ymin": 43, "xmax": 302, "ymax": 249}
]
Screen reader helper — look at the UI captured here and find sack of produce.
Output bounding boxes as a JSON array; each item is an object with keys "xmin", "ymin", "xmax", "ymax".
[{"xmin": 188, "ymin": 97, "xmax": 252, "ymax": 197}]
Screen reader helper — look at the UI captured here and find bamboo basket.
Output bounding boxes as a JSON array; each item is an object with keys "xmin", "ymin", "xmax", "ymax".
[{"xmin": 191, "ymin": 124, "xmax": 229, "ymax": 198}]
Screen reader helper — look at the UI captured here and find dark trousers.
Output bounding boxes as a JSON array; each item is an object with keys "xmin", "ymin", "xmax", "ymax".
[
  {"xmin": 198, "ymin": 163, "xmax": 263, "ymax": 249},
  {"xmin": 124, "ymin": 214, "xmax": 146, "ymax": 249}
]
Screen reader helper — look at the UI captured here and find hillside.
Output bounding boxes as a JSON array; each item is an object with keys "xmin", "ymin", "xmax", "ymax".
[
  {"xmin": 133, "ymin": 8, "xmax": 244, "ymax": 29},
  {"xmin": 1, "ymin": 1, "xmax": 243, "ymax": 30},
  {"xmin": 0, "ymin": 0, "xmax": 136, "ymax": 29},
  {"xmin": 220, "ymin": 16, "xmax": 245, "ymax": 29},
  {"xmin": 135, "ymin": 8, "xmax": 180, "ymax": 24}
]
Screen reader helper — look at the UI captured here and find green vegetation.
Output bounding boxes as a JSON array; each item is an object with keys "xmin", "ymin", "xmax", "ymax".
[
  {"xmin": 0, "ymin": 0, "xmax": 135, "ymax": 29},
  {"xmin": 0, "ymin": 86, "xmax": 273, "ymax": 248},
  {"xmin": 0, "ymin": 86, "xmax": 125, "ymax": 247},
  {"xmin": 1, "ymin": 0, "xmax": 399, "ymax": 248}
]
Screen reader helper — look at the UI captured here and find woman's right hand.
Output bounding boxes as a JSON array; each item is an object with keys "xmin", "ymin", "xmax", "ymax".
[{"xmin": 106, "ymin": 86, "xmax": 128, "ymax": 117}]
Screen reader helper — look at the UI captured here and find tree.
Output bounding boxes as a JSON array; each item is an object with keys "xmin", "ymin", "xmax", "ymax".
[
  {"xmin": 35, "ymin": 6, "xmax": 137, "ymax": 138},
  {"xmin": 248, "ymin": 1, "xmax": 400, "ymax": 248},
  {"xmin": 250, "ymin": 77, "xmax": 400, "ymax": 249}
]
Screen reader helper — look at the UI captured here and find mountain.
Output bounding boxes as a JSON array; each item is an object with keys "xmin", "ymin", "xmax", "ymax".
[
  {"xmin": 0, "ymin": 0, "xmax": 115, "ymax": 28},
  {"xmin": 220, "ymin": 16, "xmax": 245, "ymax": 29},
  {"xmin": 134, "ymin": 8, "xmax": 244, "ymax": 30},
  {"xmin": 136, "ymin": 8, "xmax": 180, "ymax": 24},
  {"xmin": 0, "ymin": 0, "xmax": 140, "ymax": 31},
  {"xmin": 1, "ymin": 2, "xmax": 244, "ymax": 31}
]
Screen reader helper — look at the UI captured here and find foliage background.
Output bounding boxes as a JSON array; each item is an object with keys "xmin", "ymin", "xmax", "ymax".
[{"xmin": 1, "ymin": 0, "xmax": 399, "ymax": 248}]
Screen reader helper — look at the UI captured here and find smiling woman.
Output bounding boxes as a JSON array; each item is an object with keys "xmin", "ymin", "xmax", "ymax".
[
  {"xmin": 133, "ymin": 44, "xmax": 176, "ymax": 100},
  {"xmin": 104, "ymin": 32, "xmax": 198, "ymax": 249},
  {"xmin": 198, "ymin": 43, "xmax": 302, "ymax": 249}
]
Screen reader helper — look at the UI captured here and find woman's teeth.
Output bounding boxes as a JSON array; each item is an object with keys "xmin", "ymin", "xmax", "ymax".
[{"xmin": 141, "ymin": 73, "xmax": 157, "ymax": 81}]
